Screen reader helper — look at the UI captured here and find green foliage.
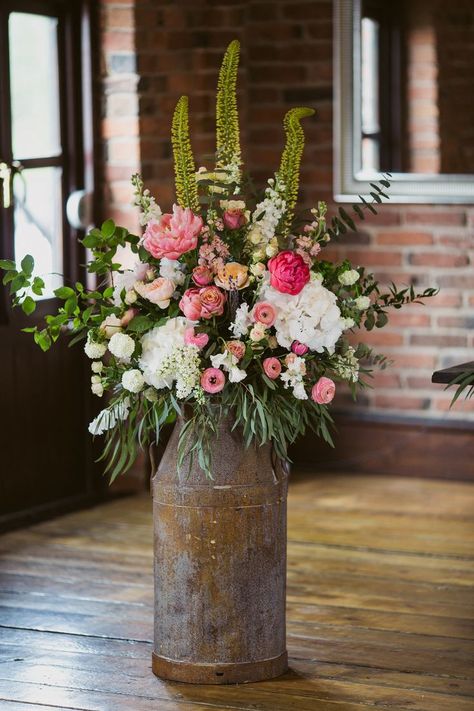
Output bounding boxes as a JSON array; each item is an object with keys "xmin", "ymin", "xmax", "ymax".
[
  {"xmin": 445, "ymin": 371, "xmax": 474, "ymax": 407},
  {"xmin": 171, "ymin": 96, "xmax": 200, "ymax": 212},
  {"xmin": 81, "ymin": 220, "xmax": 139, "ymax": 275},
  {"xmin": 277, "ymin": 107, "xmax": 315, "ymax": 236},
  {"xmin": 216, "ymin": 39, "xmax": 241, "ymax": 172},
  {"xmin": 327, "ymin": 175, "xmax": 392, "ymax": 239}
]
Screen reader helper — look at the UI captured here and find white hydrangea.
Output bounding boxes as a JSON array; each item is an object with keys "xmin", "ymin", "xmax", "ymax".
[
  {"xmin": 211, "ymin": 352, "xmax": 246, "ymax": 383},
  {"xmin": 258, "ymin": 278, "xmax": 345, "ymax": 354},
  {"xmin": 159, "ymin": 258, "xmax": 185, "ymax": 286},
  {"xmin": 88, "ymin": 398, "xmax": 130, "ymax": 436},
  {"xmin": 122, "ymin": 368, "xmax": 145, "ymax": 393},
  {"xmin": 108, "ymin": 332, "xmax": 135, "ymax": 362},
  {"xmin": 84, "ymin": 337, "xmax": 107, "ymax": 360},
  {"xmin": 230, "ymin": 302, "xmax": 251, "ymax": 338},
  {"xmin": 354, "ymin": 295, "xmax": 371, "ymax": 310},
  {"xmin": 338, "ymin": 269, "xmax": 360, "ymax": 286}
]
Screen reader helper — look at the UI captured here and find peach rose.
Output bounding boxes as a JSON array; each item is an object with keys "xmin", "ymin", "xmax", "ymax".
[
  {"xmin": 311, "ymin": 377, "xmax": 336, "ymax": 405},
  {"xmin": 199, "ymin": 286, "xmax": 226, "ymax": 318},
  {"xmin": 215, "ymin": 262, "xmax": 249, "ymax": 290},
  {"xmin": 226, "ymin": 340, "xmax": 246, "ymax": 361},
  {"xmin": 134, "ymin": 278, "xmax": 175, "ymax": 308}
]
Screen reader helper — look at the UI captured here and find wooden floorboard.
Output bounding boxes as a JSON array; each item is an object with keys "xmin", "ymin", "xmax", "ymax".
[{"xmin": 0, "ymin": 473, "xmax": 473, "ymax": 710}]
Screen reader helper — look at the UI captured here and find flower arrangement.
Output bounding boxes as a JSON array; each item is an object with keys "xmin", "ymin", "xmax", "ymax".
[{"xmin": 1, "ymin": 41, "xmax": 437, "ymax": 479}]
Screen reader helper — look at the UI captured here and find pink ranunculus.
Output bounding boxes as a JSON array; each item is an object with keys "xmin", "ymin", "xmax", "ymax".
[
  {"xmin": 179, "ymin": 288, "xmax": 202, "ymax": 320},
  {"xmin": 268, "ymin": 250, "xmax": 310, "ymax": 295},
  {"xmin": 253, "ymin": 301, "xmax": 276, "ymax": 327},
  {"xmin": 142, "ymin": 204, "xmax": 203, "ymax": 260},
  {"xmin": 311, "ymin": 377, "xmax": 336, "ymax": 405},
  {"xmin": 199, "ymin": 285, "xmax": 226, "ymax": 318},
  {"xmin": 184, "ymin": 327, "xmax": 209, "ymax": 350},
  {"xmin": 263, "ymin": 357, "xmax": 282, "ymax": 380},
  {"xmin": 201, "ymin": 367, "xmax": 226, "ymax": 394},
  {"xmin": 291, "ymin": 340, "xmax": 309, "ymax": 356},
  {"xmin": 226, "ymin": 340, "xmax": 246, "ymax": 361},
  {"xmin": 223, "ymin": 210, "xmax": 246, "ymax": 230},
  {"xmin": 134, "ymin": 277, "xmax": 175, "ymax": 307},
  {"xmin": 121, "ymin": 308, "xmax": 139, "ymax": 327},
  {"xmin": 192, "ymin": 265, "xmax": 213, "ymax": 286}
]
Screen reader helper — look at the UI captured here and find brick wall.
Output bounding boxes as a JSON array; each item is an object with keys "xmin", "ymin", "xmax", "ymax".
[{"xmin": 98, "ymin": 0, "xmax": 474, "ymax": 422}]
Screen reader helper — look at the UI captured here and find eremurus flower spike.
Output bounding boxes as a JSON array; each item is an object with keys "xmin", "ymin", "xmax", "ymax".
[{"xmin": 171, "ymin": 95, "xmax": 200, "ymax": 212}]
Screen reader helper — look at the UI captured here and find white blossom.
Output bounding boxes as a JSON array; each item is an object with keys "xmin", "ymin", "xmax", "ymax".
[
  {"xmin": 210, "ymin": 352, "xmax": 246, "ymax": 383},
  {"xmin": 354, "ymin": 295, "xmax": 370, "ymax": 310},
  {"xmin": 108, "ymin": 332, "xmax": 135, "ymax": 362},
  {"xmin": 159, "ymin": 258, "xmax": 186, "ymax": 285},
  {"xmin": 91, "ymin": 361, "xmax": 104, "ymax": 374},
  {"xmin": 250, "ymin": 177, "xmax": 286, "ymax": 243},
  {"xmin": 249, "ymin": 323, "xmax": 267, "ymax": 342},
  {"xmin": 91, "ymin": 382, "xmax": 104, "ymax": 397},
  {"xmin": 100, "ymin": 314, "xmax": 122, "ymax": 339},
  {"xmin": 88, "ymin": 398, "xmax": 130, "ymax": 436},
  {"xmin": 84, "ymin": 338, "xmax": 107, "ymax": 360},
  {"xmin": 338, "ymin": 269, "xmax": 360, "ymax": 286},
  {"xmin": 333, "ymin": 346, "xmax": 359, "ymax": 383},
  {"xmin": 113, "ymin": 262, "xmax": 149, "ymax": 306},
  {"xmin": 341, "ymin": 317, "xmax": 355, "ymax": 329},
  {"xmin": 280, "ymin": 356, "xmax": 308, "ymax": 400},
  {"xmin": 230, "ymin": 302, "xmax": 251, "ymax": 338},
  {"xmin": 122, "ymin": 368, "xmax": 145, "ymax": 393}
]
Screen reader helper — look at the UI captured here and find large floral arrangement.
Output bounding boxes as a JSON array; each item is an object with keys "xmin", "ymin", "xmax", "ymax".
[{"xmin": 1, "ymin": 41, "xmax": 436, "ymax": 479}]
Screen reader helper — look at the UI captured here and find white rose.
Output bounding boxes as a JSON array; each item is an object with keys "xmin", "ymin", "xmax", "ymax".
[
  {"xmin": 100, "ymin": 314, "xmax": 122, "ymax": 339},
  {"xmin": 250, "ymin": 262, "xmax": 266, "ymax": 278},
  {"xmin": 91, "ymin": 361, "xmax": 103, "ymax": 373},
  {"xmin": 354, "ymin": 296, "xmax": 371, "ymax": 310},
  {"xmin": 91, "ymin": 382, "xmax": 104, "ymax": 397},
  {"xmin": 342, "ymin": 317, "xmax": 355, "ymax": 329},
  {"xmin": 84, "ymin": 338, "xmax": 107, "ymax": 360},
  {"xmin": 249, "ymin": 324, "xmax": 267, "ymax": 342},
  {"xmin": 338, "ymin": 269, "xmax": 360, "ymax": 286},
  {"xmin": 91, "ymin": 375, "xmax": 102, "ymax": 384},
  {"xmin": 125, "ymin": 289, "xmax": 138, "ymax": 305},
  {"xmin": 122, "ymin": 369, "xmax": 145, "ymax": 393},
  {"xmin": 108, "ymin": 332, "xmax": 135, "ymax": 362},
  {"xmin": 248, "ymin": 225, "xmax": 263, "ymax": 245}
]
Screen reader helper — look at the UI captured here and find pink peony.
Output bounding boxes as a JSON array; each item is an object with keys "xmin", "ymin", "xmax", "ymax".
[
  {"xmin": 291, "ymin": 340, "xmax": 309, "ymax": 356},
  {"xmin": 134, "ymin": 277, "xmax": 175, "ymax": 307},
  {"xmin": 311, "ymin": 377, "xmax": 336, "ymax": 405},
  {"xmin": 142, "ymin": 204, "xmax": 203, "ymax": 260},
  {"xmin": 263, "ymin": 357, "xmax": 282, "ymax": 380},
  {"xmin": 192, "ymin": 265, "xmax": 213, "ymax": 286},
  {"xmin": 179, "ymin": 288, "xmax": 202, "ymax": 320},
  {"xmin": 268, "ymin": 250, "xmax": 310, "ymax": 295},
  {"xmin": 253, "ymin": 301, "xmax": 276, "ymax": 327},
  {"xmin": 184, "ymin": 327, "xmax": 209, "ymax": 349},
  {"xmin": 226, "ymin": 340, "xmax": 246, "ymax": 361},
  {"xmin": 201, "ymin": 367, "xmax": 226, "ymax": 394},
  {"xmin": 223, "ymin": 210, "xmax": 246, "ymax": 230},
  {"xmin": 199, "ymin": 286, "xmax": 226, "ymax": 318}
]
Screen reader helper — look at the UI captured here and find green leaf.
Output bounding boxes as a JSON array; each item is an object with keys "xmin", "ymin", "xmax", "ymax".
[
  {"xmin": 376, "ymin": 311, "xmax": 388, "ymax": 328},
  {"xmin": 0, "ymin": 259, "xmax": 16, "ymax": 271},
  {"xmin": 126, "ymin": 315, "xmax": 155, "ymax": 333},
  {"xmin": 32, "ymin": 276, "xmax": 45, "ymax": 296},
  {"xmin": 20, "ymin": 254, "xmax": 34, "ymax": 275},
  {"xmin": 21, "ymin": 295, "xmax": 36, "ymax": 315},
  {"xmin": 82, "ymin": 233, "xmax": 101, "ymax": 248},
  {"xmin": 101, "ymin": 219, "xmax": 116, "ymax": 239},
  {"xmin": 54, "ymin": 286, "xmax": 75, "ymax": 299}
]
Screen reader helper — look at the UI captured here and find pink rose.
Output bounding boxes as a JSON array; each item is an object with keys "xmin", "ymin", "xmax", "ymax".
[
  {"xmin": 226, "ymin": 340, "xmax": 245, "ymax": 361},
  {"xmin": 179, "ymin": 288, "xmax": 202, "ymax": 320},
  {"xmin": 291, "ymin": 340, "xmax": 308, "ymax": 356},
  {"xmin": 142, "ymin": 204, "xmax": 203, "ymax": 260},
  {"xmin": 135, "ymin": 277, "xmax": 175, "ymax": 307},
  {"xmin": 199, "ymin": 286, "xmax": 226, "ymax": 318},
  {"xmin": 192, "ymin": 265, "xmax": 213, "ymax": 286},
  {"xmin": 253, "ymin": 301, "xmax": 276, "ymax": 327},
  {"xmin": 121, "ymin": 308, "xmax": 138, "ymax": 327},
  {"xmin": 223, "ymin": 210, "xmax": 246, "ymax": 230},
  {"xmin": 311, "ymin": 377, "xmax": 336, "ymax": 405},
  {"xmin": 263, "ymin": 357, "xmax": 282, "ymax": 380},
  {"xmin": 268, "ymin": 250, "xmax": 310, "ymax": 295},
  {"xmin": 201, "ymin": 367, "xmax": 226, "ymax": 394},
  {"xmin": 184, "ymin": 327, "xmax": 209, "ymax": 350}
]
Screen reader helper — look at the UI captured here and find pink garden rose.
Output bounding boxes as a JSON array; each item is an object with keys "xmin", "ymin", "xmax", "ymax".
[
  {"xmin": 291, "ymin": 340, "xmax": 309, "ymax": 356},
  {"xmin": 184, "ymin": 327, "xmax": 209, "ymax": 349},
  {"xmin": 199, "ymin": 286, "xmax": 226, "ymax": 318},
  {"xmin": 120, "ymin": 308, "xmax": 138, "ymax": 327},
  {"xmin": 263, "ymin": 357, "xmax": 282, "ymax": 380},
  {"xmin": 226, "ymin": 340, "xmax": 245, "ymax": 361},
  {"xmin": 142, "ymin": 204, "xmax": 203, "ymax": 260},
  {"xmin": 223, "ymin": 210, "xmax": 246, "ymax": 230},
  {"xmin": 134, "ymin": 277, "xmax": 175, "ymax": 308},
  {"xmin": 179, "ymin": 288, "xmax": 202, "ymax": 320},
  {"xmin": 253, "ymin": 301, "xmax": 276, "ymax": 327},
  {"xmin": 268, "ymin": 250, "xmax": 310, "ymax": 295},
  {"xmin": 201, "ymin": 367, "xmax": 226, "ymax": 394},
  {"xmin": 192, "ymin": 265, "xmax": 213, "ymax": 286},
  {"xmin": 311, "ymin": 377, "xmax": 336, "ymax": 405}
]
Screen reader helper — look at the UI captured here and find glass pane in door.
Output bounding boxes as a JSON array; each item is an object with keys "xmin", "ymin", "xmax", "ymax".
[
  {"xmin": 14, "ymin": 168, "xmax": 63, "ymax": 298},
  {"xmin": 9, "ymin": 12, "xmax": 61, "ymax": 159}
]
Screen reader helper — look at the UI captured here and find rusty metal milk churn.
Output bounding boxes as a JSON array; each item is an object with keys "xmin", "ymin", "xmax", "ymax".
[{"xmin": 151, "ymin": 414, "xmax": 289, "ymax": 684}]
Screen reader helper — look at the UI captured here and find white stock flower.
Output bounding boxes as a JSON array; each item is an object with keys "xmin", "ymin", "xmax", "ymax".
[
  {"xmin": 210, "ymin": 352, "xmax": 246, "ymax": 383},
  {"xmin": 108, "ymin": 332, "xmax": 135, "ymax": 362},
  {"xmin": 230, "ymin": 302, "xmax": 251, "ymax": 338},
  {"xmin": 88, "ymin": 398, "xmax": 130, "ymax": 436},
  {"xmin": 159, "ymin": 257, "xmax": 185, "ymax": 285},
  {"xmin": 84, "ymin": 337, "xmax": 107, "ymax": 360},
  {"xmin": 122, "ymin": 368, "xmax": 145, "ymax": 393},
  {"xmin": 338, "ymin": 269, "xmax": 360, "ymax": 286},
  {"xmin": 250, "ymin": 178, "xmax": 286, "ymax": 243},
  {"xmin": 354, "ymin": 295, "xmax": 371, "ymax": 310}
]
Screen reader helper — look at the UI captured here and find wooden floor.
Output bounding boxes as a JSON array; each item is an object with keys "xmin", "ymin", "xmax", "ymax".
[{"xmin": 0, "ymin": 473, "xmax": 473, "ymax": 711}]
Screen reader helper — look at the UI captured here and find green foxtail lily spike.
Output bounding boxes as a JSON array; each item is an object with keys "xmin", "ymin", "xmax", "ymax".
[
  {"xmin": 278, "ymin": 107, "xmax": 315, "ymax": 236},
  {"xmin": 171, "ymin": 96, "xmax": 200, "ymax": 212},
  {"xmin": 216, "ymin": 39, "xmax": 241, "ymax": 174}
]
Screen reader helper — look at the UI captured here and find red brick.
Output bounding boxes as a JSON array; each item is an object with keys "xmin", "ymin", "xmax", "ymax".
[
  {"xmin": 404, "ymin": 210, "xmax": 466, "ymax": 226},
  {"xmin": 388, "ymin": 312, "xmax": 431, "ymax": 328},
  {"xmin": 374, "ymin": 395, "xmax": 430, "ymax": 410},
  {"xmin": 102, "ymin": 30, "xmax": 135, "ymax": 52},
  {"xmin": 409, "ymin": 253, "xmax": 470, "ymax": 268},
  {"xmin": 354, "ymin": 331, "xmax": 404, "ymax": 347},
  {"xmin": 437, "ymin": 316, "xmax": 474, "ymax": 329},
  {"xmin": 406, "ymin": 376, "xmax": 435, "ymax": 389},
  {"xmin": 104, "ymin": 6, "xmax": 134, "ymax": 28},
  {"xmin": 410, "ymin": 334, "xmax": 468, "ymax": 348},
  {"xmin": 391, "ymin": 353, "xmax": 437, "ymax": 369},
  {"xmin": 376, "ymin": 231, "xmax": 433, "ymax": 246},
  {"xmin": 346, "ymin": 251, "xmax": 402, "ymax": 267}
]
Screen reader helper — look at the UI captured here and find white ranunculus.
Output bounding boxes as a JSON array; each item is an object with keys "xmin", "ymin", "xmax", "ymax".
[
  {"xmin": 122, "ymin": 368, "xmax": 145, "ymax": 393},
  {"xmin": 84, "ymin": 338, "xmax": 107, "ymax": 360},
  {"xmin": 108, "ymin": 332, "xmax": 135, "ymax": 362},
  {"xmin": 259, "ymin": 279, "xmax": 344, "ymax": 354},
  {"xmin": 88, "ymin": 398, "xmax": 130, "ymax": 436},
  {"xmin": 338, "ymin": 269, "xmax": 360, "ymax": 286},
  {"xmin": 354, "ymin": 295, "xmax": 371, "ymax": 310}
]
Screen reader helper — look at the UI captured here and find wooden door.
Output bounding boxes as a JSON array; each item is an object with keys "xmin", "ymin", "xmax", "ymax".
[{"xmin": 0, "ymin": 0, "xmax": 100, "ymax": 529}]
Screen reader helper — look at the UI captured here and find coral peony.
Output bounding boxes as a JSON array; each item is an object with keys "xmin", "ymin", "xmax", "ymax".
[
  {"xmin": 199, "ymin": 286, "xmax": 226, "ymax": 318},
  {"xmin": 253, "ymin": 301, "xmax": 276, "ymax": 327},
  {"xmin": 201, "ymin": 367, "xmax": 226, "ymax": 393},
  {"xmin": 311, "ymin": 377, "xmax": 336, "ymax": 405},
  {"xmin": 263, "ymin": 357, "xmax": 281, "ymax": 379},
  {"xmin": 184, "ymin": 327, "xmax": 209, "ymax": 349},
  {"xmin": 179, "ymin": 288, "xmax": 202, "ymax": 320},
  {"xmin": 142, "ymin": 204, "xmax": 203, "ymax": 260},
  {"xmin": 268, "ymin": 250, "xmax": 310, "ymax": 295}
]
